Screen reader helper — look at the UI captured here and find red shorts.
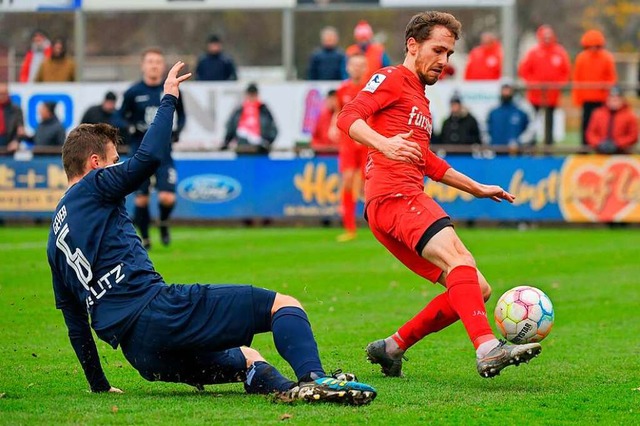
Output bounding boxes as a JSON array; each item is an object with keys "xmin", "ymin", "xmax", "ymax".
[
  {"xmin": 366, "ymin": 192, "xmax": 452, "ymax": 283},
  {"xmin": 339, "ymin": 138, "xmax": 368, "ymax": 173}
]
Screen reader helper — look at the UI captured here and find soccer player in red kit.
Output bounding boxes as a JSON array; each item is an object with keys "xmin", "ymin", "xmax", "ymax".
[
  {"xmin": 336, "ymin": 53, "xmax": 369, "ymax": 242},
  {"xmin": 337, "ymin": 11, "xmax": 542, "ymax": 378}
]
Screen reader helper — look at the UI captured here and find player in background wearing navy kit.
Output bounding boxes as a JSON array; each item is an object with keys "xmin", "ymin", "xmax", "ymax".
[
  {"xmin": 337, "ymin": 11, "xmax": 542, "ymax": 379},
  {"xmin": 47, "ymin": 62, "xmax": 376, "ymax": 405},
  {"xmin": 120, "ymin": 48, "xmax": 186, "ymax": 249}
]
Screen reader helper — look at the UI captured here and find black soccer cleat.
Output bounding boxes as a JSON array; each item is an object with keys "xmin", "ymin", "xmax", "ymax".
[
  {"xmin": 366, "ymin": 339, "xmax": 405, "ymax": 377},
  {"xmin": 477, "ymin": 340, "xmax": 542, "ymax": 378},
  {"xmin": 280, "ymin": 377, "xmax": 377, "ymax": 406},
  {"xmin": 160, "ymin": 225, "xmax": 171, "ymax": 246}
]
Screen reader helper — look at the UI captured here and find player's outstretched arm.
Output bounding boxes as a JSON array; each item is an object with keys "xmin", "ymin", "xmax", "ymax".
[
  {"xmin": 59, "ymin": 303, "xmax": 114, "ymax": 393},
  {"xmin": 440, "ymin": 168, "xmax": 515, "ymax": 203},
  {"xmin": 94, "ymin": 62, "xmax": 191, "ymax": 201}
]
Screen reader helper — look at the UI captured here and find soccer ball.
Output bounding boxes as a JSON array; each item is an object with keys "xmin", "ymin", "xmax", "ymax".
[{"xmin": 494, "ymin": 286, "xmax": 554, "ymax": 344}]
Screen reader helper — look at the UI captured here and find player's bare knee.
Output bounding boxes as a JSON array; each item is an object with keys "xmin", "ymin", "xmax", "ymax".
[
  {"xmin": 158, "ymin": 192, "xmax": 175, "ymax": 206},
  {"xmin": 240, "ymin": 346, "xmax": 265, "ymax": 368},
  {"xmin": 135, "ymin": 195, "xmax": 149, "ymax": 207},
  {"xmin": 271, "ymin": 293, "xmax": 303, "ymax": 314}
]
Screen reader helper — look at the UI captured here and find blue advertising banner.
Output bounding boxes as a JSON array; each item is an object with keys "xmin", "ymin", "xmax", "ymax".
[{"xmin": 2, "ymin": 155, "xmax": 639, "ymax": 222}]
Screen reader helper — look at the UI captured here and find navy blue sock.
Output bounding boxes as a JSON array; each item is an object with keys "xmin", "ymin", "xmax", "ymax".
[
  {"xmin": 271, "ymin": 307, "xmax": 325, "ymax": 382},
  {"xmin": 159, "ymin": 202, "xmax": 174, "ymax": 225},
  {"xmin": 134, "ymin": 205, "xmax": 150, "ymax": 239},
  {"xmin": 244, "ymin": 361, "xmax": 295, "ymax": 394}
]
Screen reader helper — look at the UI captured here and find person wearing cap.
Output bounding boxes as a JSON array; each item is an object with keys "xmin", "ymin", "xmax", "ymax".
[
  {"xmin": 487, "ymin": 83, "xmax": 531, "ymax": 149},
  {"xmin": 35, "ymin": 37, "xmax": 76, "ymax": 82},
  {"xmin": 32, "ymin": 101, "xmax": 65, "ymax": 146},
  {"xmin": 438, "ymin": 94, "xmax": 482, "ymax": 147},
  {"xmin": 345, "ymin": 20, "xmax": 391, "ymax": 79},
  {"xmin": 195, "ymin": 34, "xmax": 238, "ymax": 81},
  {"xmin": 222, "ymin": 83, "xmax": 278, "ymax": 154},
  {"xmin": 19, "ymin": 29, "xmax": 51, "ymax": 83},
  {"xmin": 572, "ymin": 29, "xmax": 617, "ymax": 146},
  {"xmin": 81, "ymin": 91, "xmax": 119, "ymax": 125},
  {"xmin": 586, "ymin": 87, "xmax": 638, "ymax": 154},
  {"xmin": 307, "ymin": 26, "xmax": 347, "ymax": 81}
]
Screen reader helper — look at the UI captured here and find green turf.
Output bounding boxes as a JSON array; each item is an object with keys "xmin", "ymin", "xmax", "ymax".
[{"xmin": 0, "ymin": 226, "xmax": 638, "ymax": 425}]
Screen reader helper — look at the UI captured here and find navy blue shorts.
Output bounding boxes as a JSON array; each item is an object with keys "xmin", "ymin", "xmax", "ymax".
[
  {"xmin": 137, "ymin": 162, "xmax": 177, "ymax": 195},
  {"xmin": 120, "ymin": 284, "xmax": 276, "ymax": 385}
]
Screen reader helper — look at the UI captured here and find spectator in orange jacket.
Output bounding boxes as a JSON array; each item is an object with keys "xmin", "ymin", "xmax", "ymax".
[
  {"xmin": 586, "ymin": 87, "xmax": 638, "ymax": 154},
  {"xmin": 19, "ymin": 29, "xmax": 51, "ymax": 83},
  {"xmin": 518, "ymin": 25, "xmax": 571, "ymax": 144},
  {"xmin": 572, "ymin": 29, "xmax": 617, "ymax": 146},
  {"xmin": 464, "ymin": 32, "xmax": 503, "ymax": 80},
  {"xmin": 345, "ymin": 20, "xmax": 391, "ymax": 79}
]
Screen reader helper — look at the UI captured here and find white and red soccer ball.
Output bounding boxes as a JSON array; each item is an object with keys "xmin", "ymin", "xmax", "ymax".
[{"xmin": 494, "ymin": 286, "xmax": 554, "ymax": 344}]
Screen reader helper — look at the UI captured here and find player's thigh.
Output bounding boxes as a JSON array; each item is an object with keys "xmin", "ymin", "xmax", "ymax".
[
  {"xmin": 368, "ymin": 210, "xmax": 443, "ymax": 283},
  {"xmin": 130, "ymin": 284, "xmax": 276, "ymax": 352},
  {"xmin": 368, "ymin": 193, "xmax": 452, "ymax": 254},
  {"xmin": 135, "ymin": 179, "xmax": 151, "ymax": 198},
  {"xmin": 155, "ymin": 163, "xmax": 178, "ymax": 194},
  {"xmin": 421, "ymin": 226, "xmax": 476, "ymax": 274}
]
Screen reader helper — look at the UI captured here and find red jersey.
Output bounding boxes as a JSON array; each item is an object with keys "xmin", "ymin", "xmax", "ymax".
[
  {"xmin": 337, "ymin": 65, "xmax": 450, "ymax": 203},
  {"xmin": 336, "ymin": 79, "xmax": 365, "ymax": 145}
]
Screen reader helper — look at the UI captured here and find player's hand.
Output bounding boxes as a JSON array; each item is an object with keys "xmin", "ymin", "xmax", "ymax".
[
  {"xmin": 379, "ymin": 130, "xmax": 422, "ymax": 164},
  {"xmin": 475, "ymin": 184, "xmax": 515, "ymax": 203},
  {"xmin": 163, "ymin": 61, "xmax": 192, "ymax": 99},
  {"xmin": 108, "ymin": 386, "xmax": 124, "ymax": 394}
]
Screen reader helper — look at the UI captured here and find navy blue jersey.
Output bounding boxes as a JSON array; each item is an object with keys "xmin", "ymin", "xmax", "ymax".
[
  {"xmin": 47, "ymin": 95, "xmax": 178, "ymax": 390},
  {"xmin": 120, "ymin": 80, "xmax": 186, "ymax": 154}
]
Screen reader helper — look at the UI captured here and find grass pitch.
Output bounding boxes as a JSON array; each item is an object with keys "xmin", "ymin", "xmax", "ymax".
[{"xmin": 0, "ymin": 226, "xmax": 638, "ymax": 425}]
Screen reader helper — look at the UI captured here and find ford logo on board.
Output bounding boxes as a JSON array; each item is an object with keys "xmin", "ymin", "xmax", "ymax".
[{"xmin": 177, "ymin": 174, "xmax": 242, "ymax": 203}]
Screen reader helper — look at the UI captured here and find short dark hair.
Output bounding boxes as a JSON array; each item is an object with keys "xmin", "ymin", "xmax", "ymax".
[
  {"xmin": 404, "ymin": 11, "xmax": 462, "ymax": 53},
  {"xmin": 246, "ymin": 83, "xmax": 259, "ymax": 95},
  {"xmin": 62, "ymin": 123, "xmax": 121, "ymax": 180},
  {"xmin": 104, "ymin": 91, "xmax": 117, "ymax": 101},
  {"xmin": 207, "ymin": 34, "xmax": 221, "ymax": 43}
]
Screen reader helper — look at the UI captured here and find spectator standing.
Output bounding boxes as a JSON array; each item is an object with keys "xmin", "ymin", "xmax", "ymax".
[
  {"xmin": 487, "ymin": 84, "xmax": 530, "ymax": 149},
  {"xmin": 35, "ymin": 38, "xmax": 76, "ymax": 82},
  {"xmin": 19, "ymin": 29, "xmax": 51, "ymax": 83},
  {"xmin": 310, "ymin": 90, "xmax": 339, "ymax": 153},
  {"xmin": 223, "ymin": 83, "xmax": 278, "ymax": 154},
  {"xmin": 518, "ymin": 25, "xmax": 571, "ymax": 145},
  {"xmin": 572, "ymin": 29, "xmax": 617, "ymax": 146},
  {"xmin": 439, "ymin": 95, "xmax": 482, "ymax": 146},
  {"xmin": 307, "ymin": 27, "xmax": 347, "ymax": 81},
  {"xmin": 33, "ymin": 102, "xmax": 65, "ymax": 146},
  {"xmin": 0, "ymin": 82, "xmax": 26, "ymax": 153},
  {"xmin": 345, "ymin": 20, "xmax": 391, "ymax": 79},
  {"xmin": 81, "ymin": 91, "xmax": 118, "ymax": 125},
  {"xmin": 464, "ymin": 32, "xmax": 502, "ymax": 80},
  {"xmin": 120, "ymin": 48, "xmax": 187, "ymax": 249},
  {"xmin": 586, "ymin": 87, "xmax": 638, "ymax": 154},
  {"xmin": 194, "ymin": 35, "xmax": 238, "ymax": 81}
]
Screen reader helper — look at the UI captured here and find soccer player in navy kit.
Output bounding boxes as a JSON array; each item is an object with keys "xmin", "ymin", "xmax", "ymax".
[
  {"xmin": 120, "ymin": 48, "xmax": 186, "ymax": 249},
  {"xmin": 47, "ymin": 61, "xmax": 376, "ymax": 405}
]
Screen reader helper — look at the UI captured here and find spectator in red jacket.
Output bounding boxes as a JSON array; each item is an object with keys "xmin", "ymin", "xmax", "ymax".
[
  {"xmin": 572, "ymin": 29, "xmax": 617, "ymax": 146},
  {"xmin": 586, "ymin": 87, "xmax": 638, "ymax": 154},
  {"xmin": 464, "ymin": 32, "xmax": 502, "ymax": 80},
  {"xmin": 19, "ymin": 29, "xmax": 51, "ymax": 83},
  {"xmin": 310, "ymin": 90, "xmax": 339, "ymax": 153},
  {"xmin": 518, "ymin": 25, "xmax": 571, "ymax": 144}
]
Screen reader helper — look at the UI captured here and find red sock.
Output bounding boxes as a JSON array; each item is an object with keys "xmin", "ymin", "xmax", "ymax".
[
  {"xmin": 395, "ymin": 292, "xmax": 459, "ymax": 351},
  {"xmin": 342, "ymin": 189, "xmax": 356, "ymax": 232},
  {"xmin": 446, "ymin": 265, "xmax": 494, "ymax": 349}
]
